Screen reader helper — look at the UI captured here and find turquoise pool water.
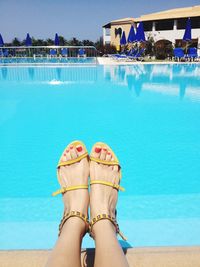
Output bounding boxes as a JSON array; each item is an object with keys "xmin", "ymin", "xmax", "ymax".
[{"xmin": 0, "ymin": 64, "xmax": 200, "ymax": 249}]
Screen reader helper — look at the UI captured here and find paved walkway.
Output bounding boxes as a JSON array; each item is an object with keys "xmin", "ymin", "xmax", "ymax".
[{"xmin": 1, "ymin": 246, "xmax": 200, "ymax": 267}]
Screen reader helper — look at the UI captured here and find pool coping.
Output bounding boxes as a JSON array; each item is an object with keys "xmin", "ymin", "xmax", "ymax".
[
  {"xmin": 1, "ymin": 246, "xmax": 200, "ymax": 267},
  {"xmin": 0, "ymin": 57, "xmax": 200, "ymax": 67},
  {"xmin": 97, "ymin": 57, "xmax": 200, "ymax": 65}
]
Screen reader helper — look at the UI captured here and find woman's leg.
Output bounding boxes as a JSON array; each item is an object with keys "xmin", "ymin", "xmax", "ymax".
[
  {"xmin": 45, "ymin": 144, "xmax": 89, "ymax": 267},
  {"xmin": 90, "ymin": 145, "xmax": 129, "ymax": 267}
]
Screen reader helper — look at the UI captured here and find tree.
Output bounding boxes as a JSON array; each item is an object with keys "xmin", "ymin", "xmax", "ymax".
[
  {"xmin": 82, "ymin": 39, "xmax": 94, "ymax": 46},
  {"xmin": 32, "ymin": 38, "xmax": 46, "ymax": 46},
  {"xmin": 46, "ymin": 38, "xmax": 54, "ymax": 45},
  {"xmin": 12, "ymin": 37, "xmax": 21, "ymax": 46},
  {"xmin": 59, "ymin": 35, "xmax": 66, "ymax": 46},
  {"xmin": 68, "ymin": 37, "xmax": 82, "ymax": 46}
]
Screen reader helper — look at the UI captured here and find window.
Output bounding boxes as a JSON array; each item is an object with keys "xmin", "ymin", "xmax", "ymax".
[
  {"xmin": 191, "ymin": 17, "xmax": 200, "ymax": 29},
  {"xmin": 177, "ymin": 17, "xmax": 200, "ymax": 29},
  {"xmin": 143, "ymin": 21, "xmax": 153, "ymax": 31},
  {"xmin": 105, "ymin": 28, "xmax": 111, "ymax": 36},
  {"xmin": 155, "ymin": 19, "xmax": 174, "ymax": 31},
  {"xmin": 177, "ymin": 18, "xmax": 187, "ymax": 29},
  {"xmin": 115, "ymin": 27, "xmax": 122, "ymax": 37}
]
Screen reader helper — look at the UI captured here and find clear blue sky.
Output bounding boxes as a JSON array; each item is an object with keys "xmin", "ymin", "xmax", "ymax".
[{"xmin": 0, "ymin": 0, "xmax": 199, "ymax": 42}]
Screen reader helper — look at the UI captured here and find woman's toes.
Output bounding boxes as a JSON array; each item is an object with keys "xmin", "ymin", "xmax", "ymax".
[
  {"xmin": 65, "ymin": 149, "xmax": 71, "ymax": 160},
  {"xmin": 61, "ymin": 153, "xmax": 67, "ymax": 162},
  {"xmin": 100, "ymin": 147, "xmax": 107, "ymax": 160},
  {"xmin": 75, "ymin": 144, "xmax": 85, "ymax": 156},
  {"xmin": 69, "ymin": 145, "xmax": 78, "ymax": 159},
  {"xmin": 91, "ymin": 146, "xmax": 102, "ymax": 158},
  {"xmin": 106, "ymin": 151, "xmax": 112, "ymax": 161}
]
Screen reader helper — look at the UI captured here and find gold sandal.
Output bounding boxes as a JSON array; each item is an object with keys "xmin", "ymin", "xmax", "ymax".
[
  {"xmin": 59, "ymin": 210, "xmax": 89, "ymax": 236},
  {"xmin": 89, "ymin": 142, "xmax": 126, "ymax": 240},
  {"xmin": 89, "ymin": 213, "xmax": 127, "ymax": 240}
]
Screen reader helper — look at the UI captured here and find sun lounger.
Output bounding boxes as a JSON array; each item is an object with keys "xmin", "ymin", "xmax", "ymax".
[
  {"xmin": 128, "ymin": 48, "xmax": 145, "ymax": 61},
  {"xmin": 61, "ymin": 48, "xmax": 68, "ymax": 57},
  {"xmin": 173, "ymin": 48, "xmax": 185, "ymax": 61},
  {"xmin": 78, "ymin": 48, "xmax": 86, "ymax": 57},
  {"xmin": 187, "ymin": 47, "xmax": 198, "ymax": 61},
  {"xmin": 50, "ymin": 49, "xmax": 57, "ymax": 57}
]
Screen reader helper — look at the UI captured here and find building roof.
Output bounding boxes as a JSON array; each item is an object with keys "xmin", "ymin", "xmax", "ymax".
[
  {"xmin": 135, "ymin": 5, "xmax": 200, "ymax": 22},
  {"xmin": 102, "ymin": 17, "xmax": 135, "ymax": 27},
  {"xmin": 110, "ymin": 17, "xmax": 135, "ymax": 23}
]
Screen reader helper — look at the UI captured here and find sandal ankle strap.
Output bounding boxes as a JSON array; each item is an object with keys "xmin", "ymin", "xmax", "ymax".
[
  {"xmin": 89, "ymin": 214, "xmax": 127, "ymax": 241},
  {"xmin": 59, "ymin": 211, "xmax": 89, "ymax": 236}
]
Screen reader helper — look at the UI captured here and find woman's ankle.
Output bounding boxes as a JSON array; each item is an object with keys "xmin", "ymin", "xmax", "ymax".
[
  {"xmin": 92, "ymin": 219, "xmax": 116, "ymax": 237},
  {"xmin": 61, "ymin": 217, "xmax": 88, "ymax": 238}
]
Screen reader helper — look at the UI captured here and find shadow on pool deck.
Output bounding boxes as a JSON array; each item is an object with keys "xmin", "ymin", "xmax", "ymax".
[{"xmin": 0, "ymin": 246, "xmax": 200, "ymax": 267}]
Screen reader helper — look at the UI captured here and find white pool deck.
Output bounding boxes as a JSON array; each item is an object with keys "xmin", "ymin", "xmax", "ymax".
[
  {"xmin": 0, "ymin": 246, "xmax": 200, "ymax": 267},
  {"xmin": 97, "ymin": 57, "xmax": 200, "ymax": 65}
]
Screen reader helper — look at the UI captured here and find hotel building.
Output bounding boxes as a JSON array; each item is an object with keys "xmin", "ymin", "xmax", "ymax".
[{"xmin": 103, "ymin": 5, "xmax": 200, "ymax": 49}]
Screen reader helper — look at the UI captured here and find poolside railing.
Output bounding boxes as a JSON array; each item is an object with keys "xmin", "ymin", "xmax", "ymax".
[
  {"xmin": 0, "ymin": 46, "xmax": 97, "ymax": 57},
  {"xmin": 0, "ymin": 46, "xmax": 98, "ymax": 65}
]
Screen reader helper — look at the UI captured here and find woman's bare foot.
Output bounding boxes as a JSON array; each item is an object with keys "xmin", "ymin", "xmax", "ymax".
[
  {"xmin": 90, "ymin": 143, "xmax": 121, "ymax": 224},
  {"xmin": 57, "ymin": 142, "xmax": 90, "ymax": 229}
]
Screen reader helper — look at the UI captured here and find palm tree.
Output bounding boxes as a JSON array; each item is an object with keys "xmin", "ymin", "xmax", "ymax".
[
  {"xmin": 46, "ymin": 38, "xmax": 54, "ymax": 46},
  {"xmin": 82, "ymin": 39, "xmax": 94, "ymax": 46},
  {"xmin": 12, "ymin": 37, "xmax": 21, "ymax": 46},
  {"xmin": 59, "ymin": 35, "xmax": 66, "ymax": 46},
  {"xmin": 68, "ymin": 37, "xmax": 82, "ymax": 46}
]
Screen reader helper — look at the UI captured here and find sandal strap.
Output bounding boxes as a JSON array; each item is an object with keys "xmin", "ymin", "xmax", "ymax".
[
  {"xmin": 90, "ymin": 156, "xmax": 120, "ymax": 166},
  {"xmin": 57, "ymin": 152, "xmax": 88, "ymax": 168},
  {"xmin": 59, "ymin": 210, "xmax": 89, "ymax": 236},
  {"xmin": 89, "ymin": 214, "xmax": 127, "ymax": 241},
  {"xmin": 52, "ymin": 185, "xmax": 88, "ymax": 197},
  {"xmin": 90, "ymin": 180, "xmax": 125, "ymax": 192}
]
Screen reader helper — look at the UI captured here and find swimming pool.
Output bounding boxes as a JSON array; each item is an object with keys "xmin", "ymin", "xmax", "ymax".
[{"xmin": 0, "ymin": 64, "xmax": 200, "ymax": 249}]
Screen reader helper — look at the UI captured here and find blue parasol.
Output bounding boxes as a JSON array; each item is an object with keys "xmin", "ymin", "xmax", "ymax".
[
  {"xmin": 54, "ymin": 33, "xmax": 59, "ymax": 46},
  {"xmin": 0, "ymin": 34, "xmax": 4, "ymax": 47},
  {"xmin": 25, "ymin": 33, "xmax": 32, "ymax": 46},
  {"xmin": 136, "ymin": 22, "xmax": 146, "ymax": 42},
  {"xmin": 128, "ymin": 25, "xmax": 136, "ymax": 43},
  {"xmin": 183, "ymin": 18, "xmax": 192, "ymax": 41},
  {"xmin": 120, "ymin": 31, "xmax": 127, "ymax": 46}
]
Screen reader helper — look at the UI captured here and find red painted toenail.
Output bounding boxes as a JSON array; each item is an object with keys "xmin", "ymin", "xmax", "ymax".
[
  {"xmin": 76, "ymin": 146, "xmax": 83, "ymax": 152},
  {"xmin": 107, "ymin": 152, "xmax": 111, "ymax": 155},
  {"xmin": 95, "ymin": 147, "xmax": 101, "ymax": 153},
  {"xmin": 70, "ymin": 146, "xmax": 73, "ymax": 149},
  {"xmin": 66, "ymin": 149, "xmax": 69, "ymax": 153},
  {"xmin": 64, "ymin": 153, "xmax": 66, "ymax": 156},
  {"xmin": 103, "ymin": 148, "xmax": 107, "ymax": 151}
]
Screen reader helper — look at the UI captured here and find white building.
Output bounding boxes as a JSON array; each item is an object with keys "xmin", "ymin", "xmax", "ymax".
[{"xmin": 102, "ymin": 5, "xmax": 200, "ymax": 48}]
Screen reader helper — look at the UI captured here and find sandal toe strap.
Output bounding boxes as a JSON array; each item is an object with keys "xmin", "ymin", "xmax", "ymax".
[
  {"xmin": 57, "ymin": 152, "xmax": 88, "ymax": 168},
  {"xmin": 90, "ymin": 156, "xmax": 120, "ymax": 166}
]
